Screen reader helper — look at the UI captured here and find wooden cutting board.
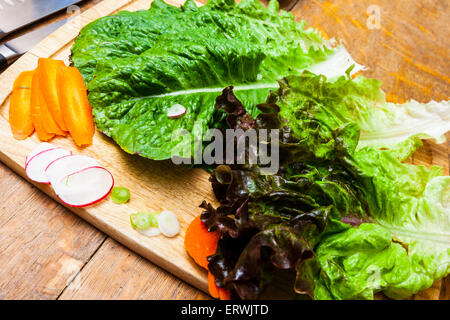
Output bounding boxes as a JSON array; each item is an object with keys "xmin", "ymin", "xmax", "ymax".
[
  {"xmin": 0, "ymin": 0, "xmax": 448, "ymax": 299},
  {"xmin": 0, "ymin": 0, "xmax": 215, "ymax": 295}
]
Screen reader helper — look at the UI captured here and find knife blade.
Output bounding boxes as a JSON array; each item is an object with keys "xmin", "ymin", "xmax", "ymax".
[
  {"xmin": 0, "ymin": 0, "xmax": 82, "ymax": 40},
  {"xmin": 0, "ymin": 19, "xmax": 67, "ymax": 71}
]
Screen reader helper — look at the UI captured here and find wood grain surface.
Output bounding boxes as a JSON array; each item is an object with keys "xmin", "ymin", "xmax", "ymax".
[{"xmin": 0, "ymin": 0, "xmax": 448, "ymax": 300}]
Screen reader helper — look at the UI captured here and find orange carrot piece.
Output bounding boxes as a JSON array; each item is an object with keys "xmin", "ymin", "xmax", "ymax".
[
  {"xmin": 12, "ymin": 70, "xmax": 34, "ymax": 90},
  {"xmin": 33, "ymin": 71, "xmax": 66, "ymax": 136},
  {"xmin": 57, "ymin": 66, "xmax": 95, "ymax": 147},
  {"xmin": 39, "ymin": 88, "xmax": 66, "ymax": 136},
  {"xmin": 208, "ymin": 271, "xmax": 231, "ymax": 300},
  {"xmin": 208, "ymin": 272, "xmax": 220, "ymax": 299},
  {"xmin": 31, "ymin": 72, "xmax": 54, "ymax": 141},
  {"xmin": 9, "ymin": 71, "xmax": 35, "ymax": 139},
  {"xmin": 10, "ymin": 89, "xmax": 34, "ymax": 140},
  {"xmin": 38, "ymin": 58, "xmax": 68, "ymax": 131},
  {"xmin": 218, "ymin": 287, "xmax": 231, "ymax": 300},
  {"xmin": 184, "ymin": 215, "xmax": 220, "ymax": 269},
  {"xmin": 186, "ymin": 217, "xmax": 230, "ymax": 299}
]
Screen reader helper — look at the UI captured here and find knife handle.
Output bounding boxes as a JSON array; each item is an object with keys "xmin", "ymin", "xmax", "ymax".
[
  {"xmin": 0, "ymin": 44, "xmax": 18, "ymax": 71},
  {"xmin": 0, "ymin": 53, "xmax": 6, "ymax": 71}
]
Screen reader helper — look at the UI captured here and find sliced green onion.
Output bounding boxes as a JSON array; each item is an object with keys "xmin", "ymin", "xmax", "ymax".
[
  {"xmin": 111, "ymin": 186, "xmax": 130, "ymax": 204},
  {"xmin": 130, "ymin": 212, "xmax": 159, "ymax": 230},
  {"xmin": 157, "ymin": 211, "xmax": 180, "ymax": 237},
  {"xmin": 137, "ymin": 227, "xmax": 160, "ymax": 237}
]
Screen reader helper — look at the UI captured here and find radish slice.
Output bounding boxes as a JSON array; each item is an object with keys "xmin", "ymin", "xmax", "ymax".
[
  {"xmin": 26, "ymin": 148, "xmax": 72, "ymax": 183},
  {"xmin": 45, "ymin": 155, "xmax": 99, "ymax": 186},
  {"xmin": 137, "ymin": 227, "xmax": 160, "ymax": 237},
  {"xmin": 167, "ymin": 104, "xmax": 186, "ymax": 118},
  {"xmin": 53, "ymin": 166, "xmax": 114, "ymax": 207},
  {"xmin": 26, "ymin": 143, "xmax": 57, "ymax": 166},
  {"xmin": 157, "ymin": 211, "xmax": 180, "ymax": 237}
]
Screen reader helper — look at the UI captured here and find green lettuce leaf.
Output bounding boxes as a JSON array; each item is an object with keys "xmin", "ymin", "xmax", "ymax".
[
  {"xmin": 314, "ymin": 155, "xmax": 449, "ymax": 299},
  {"xmin": 314, "ymin": 223, "xmax": 438, "ymax": 300},
  {"xmin": 325, "ymin": 147, "xmax": 450, "ymax": 300},
  {"xmin": 201, "ymin": 88, "xmax": 363, "ymax": 299},
  {"xmin": 202, "ymin": 75, "xmax": 449, "ymax": 300},
  {"xmin": 275, "ymin": 73, "xmax": 450, "ymax": 155},
  {"xmin": 71, "ymin": 0, "xmax": 365, "ymax": 160},
  {"xmin": 268, "ymin": 72, "xmax": 450, "ymax": 299}
]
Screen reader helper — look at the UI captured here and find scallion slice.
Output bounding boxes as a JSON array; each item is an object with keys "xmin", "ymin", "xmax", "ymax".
[
  {"xmin": 111, "ymin": 186, "xmax": 130, "ymax": 204},
  {"xmin": 130, "ymin": 212, "xmax": 159, "ymax": 230}
]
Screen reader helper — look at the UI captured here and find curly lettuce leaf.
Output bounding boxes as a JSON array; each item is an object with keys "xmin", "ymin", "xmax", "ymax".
[
  {"xmin": 275, "ymin": 73, "xmax": 450, "ymax": 155},
  {"xmin": 357, "ymin": 100, "xmax": 450, "ymax": 149},
  {"xmin": 71, "ymin": 0, "xmax": 364, "ymax": 160},
  {"xmin": 202, "ymin": 88, "xmax": 367, "ymax": 299},
  {"xmin": 315, "ymin": 175, "xmax": 449, "ymax": 300},
  {"xmin": 202, "ymin": 164, "xmax": 355, "ymax": 299},
  {"xmin": 276, "ymin": 74, "xmax": 450, "ymax": 299},
  {"xmin": 203, "ymin": 77, "xmax": 449, "ymax": 300},
  {"xmin": 324, "ymin": 148, "xmax": 450, "ymax": 300},
  {"xmin": 314, "ymin": 223, "xmax": 440, "ymax": 300},
  {"xmin": 274, "ymin": 74, "xmax": 450, "ymax": 299}
]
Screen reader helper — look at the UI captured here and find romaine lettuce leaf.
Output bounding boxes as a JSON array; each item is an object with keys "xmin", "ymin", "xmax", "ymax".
[{"xmin": 71, "ymin": 0, "xmax": 365, "ymax": 160}]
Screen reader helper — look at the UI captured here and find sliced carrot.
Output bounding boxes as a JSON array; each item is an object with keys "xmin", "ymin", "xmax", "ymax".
[
  {"xmin": 38, "ymin": 58, "xmax": 68, "ymax": 132},
  {"xmin": 185, "ymin": 216, "xmax": 230, "ymax": 299},
  {"xmin": 208, "ymin": 272, "xmax": 220, "ymax": 299},
  {"xmin": 184, "ymin": 215, "xmax": 220, "ymax": 269},
  {"xmin": 57, "ymin": 66, "xmax": 95, "ymax": 147},
  {"xmin": 208, "ymin": 271, "xmax": 231, "ymax": 300},
  {"xmin": 10, "ymin": 89, "xmax": 34, "ymax": 140},
  {"xmin": 9, "ymin": 71, "xmax": 35, "ymax": 139},
  {"xmin": 31, "ymin": 72, "xmax": 54, "ymax": 141},
  {"xmin": 12, "ymin": 70, "xmax": 34, "ymax": 90},
  {"xmin": 39, "ymin": 87, "xmax": 66, "ymax": 136},
  {"xmin": 218, "ymin": 287, "xmax": 231, "ymax": 300},
  {"xmin": 32, "ymin": 71, "xmax": 66, "ymax": 136}
]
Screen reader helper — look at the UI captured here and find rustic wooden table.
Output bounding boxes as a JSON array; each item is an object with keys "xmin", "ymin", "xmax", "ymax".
[{"xmin": 0, "ymin": 0, "xmax": 448, "ymax": 300}]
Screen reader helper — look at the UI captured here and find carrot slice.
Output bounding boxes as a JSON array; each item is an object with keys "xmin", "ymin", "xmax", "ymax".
[
  {"xmin": 184, "ymin": 215, "xmax": 220, "ymax": 269},
  {"xmin": 208, "ymin": 272, "xmax": 231, "ymax": 300},
  {"xmin": 186, "ymin": 216, "xmax": 230, "ymax": 299},
  {"xmin": 39, "ymin": 89, "xmax": 66, "ymax": 136},
  {"xmin": 218, "ymin": 287, "xmax": 231, "ymax": 300},
  {"xmin": 33, "ymin": 71, "xmax": 66, "ymax": 136},
  {"xmin": 12, "ymin": 70, "xmax": 34, "ymax": 90},
  {"xmin": 38, "ymin": 58, "xmax": 68, "ymax": 132},
  {"xmin": 208, "ymin": 272, "xmax": 220, "ymax": 299},
  {"xmin": 31, "ymin": 72, "xmax": 54, "ymax": 141},
  {"xmin": 9, "ymin": 71, "xmax": 35, "ymax": 139},
  {"xmin": 57, "ymin": 66, "xmax": 95, "ymax": 147}
]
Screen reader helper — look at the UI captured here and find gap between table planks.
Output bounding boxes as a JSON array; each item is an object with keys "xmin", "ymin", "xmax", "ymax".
[{"xmin": 0, "ymin": 0, "xmax": 448, "ymax": 299}]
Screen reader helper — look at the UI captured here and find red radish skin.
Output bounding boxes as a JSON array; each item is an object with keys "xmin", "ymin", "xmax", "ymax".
[
  {"xmin": 25, "ymin": 148, "xmax": 72, "ymax": 184},
  {"xmin": 54, "ymin": 166, "xmax": 114, "ymax": 208},
  {"xmin": 25, "ymin": 148, "xmax": 67, "ymax": 171},
  {"xmin": 44, "ymin": 154, "xmax": 72, "ymax": 172},
  {"xmin": 168, "ymin": 111, "xmax": 186, "ymax": 118},
  {"xmin": 167, "ymin": 104, "xmax": 187, "ymax": 118},
  {"xmin": 26, "ymin": 143, "xmax": 56, "ymax": 165},
  {"xmin": 25, "ymin": 147, "xmax": 58, "ymax": 167},
  {"xmin": 44, "ymin": 154, "xmax": 99, "ymax": 177},
  {"xmin": 25, "ymin": 148, "xmax": 57, "ymax": 168}
]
